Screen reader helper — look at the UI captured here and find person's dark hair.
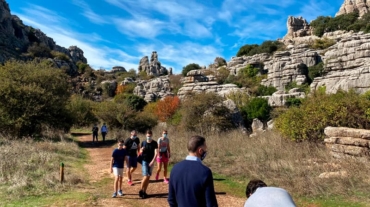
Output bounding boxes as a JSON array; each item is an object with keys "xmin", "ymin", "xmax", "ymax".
[
  {"xmin": 118, "ymin": 139, "xmax": 124, "ymax": 144},
  {"xmin": 146, "ymin": 130, "xmax": 152, "ymax": 135},
  {"xmin": 187, "ymin": 135, "xmax": 205, "ymax": 153},
  {"xmin": 246, "ymin": 179, "xmax": 267, "ymax": 198}
]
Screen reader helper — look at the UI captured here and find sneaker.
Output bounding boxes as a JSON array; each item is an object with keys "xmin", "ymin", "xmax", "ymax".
[
  {"xmin": 118, "ymin": 190, "xmax": 123, "ymax": 196},
  {"xmin": 141, "ymin": 192, "xmax": 148, "ymax": 199},
  {"xmin": 128, "ymin": 181, "xmax": 133, "ymax": 186},
  {"xmin": 155, "ymin": 173, "xmax": 159, "ymax": 181},
  {"xmin": 139, "ymin": 190, "xmax": 144, "ymax": 198},
  {"xmin": 112, "ymin": 192, "xmax": 117, "ymax": 198},
  {"xmin": 163, "ymin": 179, "xmax": 169, "ymax": 184}
]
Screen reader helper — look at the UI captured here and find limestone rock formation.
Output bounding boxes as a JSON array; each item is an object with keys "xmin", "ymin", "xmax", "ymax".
[
  {"xmin": 336, "ymin": 0, "xmax": 370, "ymax": 17},
  {"xmin": 311, "ymin": 32, "xmax": 370, "ymax": 94},
  {"xmin": 133, "ymin": 76, "xmax": 173, "ymax": 102},
  {"xmin": 177, "ymin": 82, "xmax": 242, "ymax": 100},
  {"xmin": 182, "ymin": 70, "xmax": 209, "ymax": 83},
  {"xmin": 108, "ymin": 66, "xmax": 126, "ymax": 73},
  {"xmin": 324, "ymin": 126, "xmax": 370, "ymax": 161},
  {"xmin": 262, "ymin": 89, "xmax": 306, "ymax": 107},
  {"xmin": 0, "ymin": 0, "xmax": 87, "ymax": 70},
  {"xmin": 138, "ymin": 51, "xmax": 169, "ymax": 76},
  {"xmin": 284, "ymin": 16, "xmax": 312, "ymax": 40}
]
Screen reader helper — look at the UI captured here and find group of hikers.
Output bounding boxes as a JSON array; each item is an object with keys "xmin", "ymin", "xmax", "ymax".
[
  {"xmin": 92, "ymin": 123, "xmax": 108, "ymax": 143},
  {"xmin": 106, "ymin": 126, "xmax": 296, "ymax": 207}
]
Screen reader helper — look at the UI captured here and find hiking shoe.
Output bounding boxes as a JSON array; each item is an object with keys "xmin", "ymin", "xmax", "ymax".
[
  {"xmin": 139, "ymin": 190, "xmax": 144, "ymax": 198},
  {"xmin": 143, "ymin": 192, "xmax": 148, "ymax": 199},
  {"xmin": 118, "ymin": 190, "xmax": 123, "ymax": 196},
  {"xmin": 163, "ymin": 179, "xmax": 169, "ymax": 184},
  {"xmin": 128, "ymin": 181, "xmax": 133, "ymax": 186},
  {"xmin": 155, "ymin": 173, "xmax": 159, "ymax": 181},
  {"xmin": 112, "ymin": 192, "xmax": 117, "ymax": 198}
]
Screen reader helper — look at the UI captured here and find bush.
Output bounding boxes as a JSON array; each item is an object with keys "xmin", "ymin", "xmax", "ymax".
[
  {"xmin": 241, "ymin": 97, "xmax": 271, "ymax": 123},
  {"xmin": 27, "ymin": 42, "xmax": 51, "ymax": 58},
  {"xmin": 275, "ymin": 90, "xmax": 370, "ymax": 141},
  {"xmin": 0, "ymin": 60, "xmax": 72, "ymax": 137},
  {"xmin": 115, "ymin": 83, "xmax": 136, "ymax": 95},
  {"xmin": 182, "ymin": 63, "xmax": 201, "ymax": 76},
  {"xmin": 169, "ymin": 74, "xmax": 183, "ymax": 95},
  {"xmin": 114, "ymin": 93, "xmax": 147, "ymax": 111},
  {"xmin": 308, "ymin": 62, "xmax": 325, "ymax": 81},
  {"xmin": 50, "ymin": 50, "xmax": 70, "ymax": 61},
  {"xmin": 67, "ymin": 95, "xmax": 98, "ymax": 127},
  {"xmin": 310, "ymin": 38, "xmax": 336, "ymax": 50},
  {"xmin": 225, "ymin": 65, "xmax": 266, "ymax": 94},
  {"xmin": 256, "ymin": 85, "xmax": 277, "ymax": 96},
  {"xmin": 215, "ymin": 67, "xmax": 230, "ymax": 84},
  {"xmin": 236, "ymin": 40, "xmax": 284, "ymax": 57},
  {"xmin": 180, "ymin": 92, "xmax": 235, "ymax": 132},
  {"xmin": 155, "ymin": 96, "xmax": 181, "ymax": 122},
  {"xmin": 310, "ymin": 13, "xmax": 361, "ymax": 37}
]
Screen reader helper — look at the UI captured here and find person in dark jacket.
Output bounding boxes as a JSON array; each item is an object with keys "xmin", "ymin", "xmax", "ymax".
[{"xmin": 168, "ymin": 135, "xmax": 218, "ymax": 207}]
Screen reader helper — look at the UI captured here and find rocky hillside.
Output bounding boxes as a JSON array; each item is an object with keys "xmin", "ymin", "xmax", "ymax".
[{"xmin": 0, "ymin": 0, "xmax": 87, "ymax": 73}]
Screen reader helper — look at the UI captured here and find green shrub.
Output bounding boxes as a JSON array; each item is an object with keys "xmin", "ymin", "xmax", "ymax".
[
  {"xmin": 236, "ymin": 40, "xmax": 284, "ymax": 57},
  {"xmin": 308, "ymin": 62, "xmax": 325, "ymax": 82},
  {"xmin": 256, "ymin": 85, "xmax": 277, "ymax": 96},
  {"xmin": 241, "ymin": 97, "xmax": 271, "ymax": 123},
  {"xmin": 275, "ymin": 90, "xmax": 370, "ymax": 141},
  {"xmin": 114, "ymin": 93, "xmax": 147, "ymax": 111},
  {"xmin": 182, "ymin": 63, "xmax": 201, "ymax": 76},
  {"xmin": 310, "ymin": 38, "xmax": 336, "ymax": 50},
  {"xmin": 27, "ymin": 42, "xmax": 51, "ymax": 58},
  {"xmin": 180, "ymin": 92, "xmax": 235, "ymax": 132},
  {"xmin": 285, "ymin": 82, "xmax": 310, "ymax": 94},
  {"xmin": 216, "ymin": 67, "xmax": 230, "ymax": 84},
  {"xmin": 67, "ymin": 95, "xmax": 98, "ymax": 127},
  {"xmin": 50, "ymin": 50, "xmax": 70, "ymax": 61},
  {"xmin": 285, "ymin": 97, "xmax": 302, "ymax": 107},
  {"xmin": 0, "ymin": 60, "xmax": 72, "ymax": 137}
]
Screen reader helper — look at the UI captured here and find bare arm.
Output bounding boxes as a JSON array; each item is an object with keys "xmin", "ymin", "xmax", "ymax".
[
  {"xmin": 150, "ymin": 148, "xmax": 158, "ymax": 167},
  {"xmin": 110, "ymin": 157, "xmax": 114, "ymax": 173}
]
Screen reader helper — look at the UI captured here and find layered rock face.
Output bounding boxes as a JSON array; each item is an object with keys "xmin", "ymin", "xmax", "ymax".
[
  {"xmin": 0, "ymin": 0, "xmax": 87, "ymax": 70},
  {"xmin": 284, "ymin": 16, "xmax": 312, "ymax": 40},
  {"xmin": 177, "ymin": 82, "xmax": 242, "ymax": 100},
  {"xmin": 311, "ymin": 32, "xmax": 370, "ymax": 94},
  {"xmin": 133, "ymin": 76, "xmax": 173, "ymax": 102},
  {"xmin": 138, "ymin": 51, "xmax": 169, "ymax": 76},
  {"xmin": 336, "ymin": 0, "xmax": 370, "ymax": 17},
  {"xmin": 324, "ymin": 126, "xmax": 370, "ymax": 160}
]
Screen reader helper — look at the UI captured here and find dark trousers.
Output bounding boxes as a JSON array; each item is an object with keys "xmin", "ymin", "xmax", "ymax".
[
  {"xmin": 92, "ymin": 132, "xmax": 98, "ymax": 142},
  {"xmin": 101, "ymin": 132, "xmax": 107, "ymax": 142}
]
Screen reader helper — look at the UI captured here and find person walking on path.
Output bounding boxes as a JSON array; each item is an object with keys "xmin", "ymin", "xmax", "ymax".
[
  {"xmin": 155, "ymin": 130, "xmax": 170, "ymax": 184},
  {"xmin": 138, "ymin": 130, "xmax": 158, "ymax": 199},
  {"xmin": 101, "ymin": 123, "xmax": 108, "ymax": 142},
  {"xmin": 92, "ymin": 124, "xmax": 99, "ymax": 143},
  {"xmin": 110, "ymin": 139, "xmax": 128, "ymax": 198},
  {"xmin": 124, "ymin": 130, "xmax": 140, "ymax": 186},
  {"xmin": 168, "ymin": 135, "xmax": 218, "ymax": 207}
]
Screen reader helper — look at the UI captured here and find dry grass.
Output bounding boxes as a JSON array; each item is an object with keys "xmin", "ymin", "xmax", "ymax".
[
  {"xmin": 0, "ymin": 132, "xmax": 84, "ymax": 199},
  {"xmin": 164, "ymin": 127, "xmax": 370, "ymax": 199}
]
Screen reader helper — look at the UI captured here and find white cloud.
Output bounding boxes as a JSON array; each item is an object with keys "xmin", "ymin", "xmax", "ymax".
[
  {"xmin": 72, "ymin": 0, "xmax": 108, "ymax": 25},
  {"xmin": 15, "ymin": 6, "xmax": 139, "ymax": 70},
  {"xmin": 113, "ymin": 17, "xmax": 169, "ymax": 38},
  {"xmin": 296, "ymin": 0, "xmax": 338, "ymax": 21}
]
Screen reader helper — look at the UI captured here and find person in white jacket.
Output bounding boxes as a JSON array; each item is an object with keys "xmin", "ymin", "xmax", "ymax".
[{"xmin": 244, "ymin": 179, "xmax": 296, "ymax": 207}]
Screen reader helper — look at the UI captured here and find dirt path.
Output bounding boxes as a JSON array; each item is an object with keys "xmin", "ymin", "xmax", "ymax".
[{"xmin": 78, "ymin": 135, "xmax": 245, "ymax": 207}]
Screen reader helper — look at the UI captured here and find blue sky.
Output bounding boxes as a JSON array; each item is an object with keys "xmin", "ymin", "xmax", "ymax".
[{"xmin": 6, "ymin": 0, "xmax": 343, "ymax": 74}]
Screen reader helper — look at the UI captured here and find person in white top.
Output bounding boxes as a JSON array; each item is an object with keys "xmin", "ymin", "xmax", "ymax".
[
  {"xmin": 244, "ymin": 179, "xmax": 296, "ymax": 207},
  {"xmin": 155, "ymin": 130, "xmax": 171, "ymax": 184}
]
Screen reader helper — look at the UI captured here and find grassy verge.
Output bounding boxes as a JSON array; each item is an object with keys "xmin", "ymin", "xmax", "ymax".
[{"xmin": 0, "ymin": 133, "xmax": 91, "ymax": 207}]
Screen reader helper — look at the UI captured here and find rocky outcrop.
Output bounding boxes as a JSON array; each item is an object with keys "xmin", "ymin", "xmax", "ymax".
[
  {"xmin": 284, "ymin": 16, "xmax": 312, "ymax": 40},
  {"xmin": 0, "ymin": 0, "xmax": 87, "ymax": 70},
  {"xmin": 336, "ymin": 0, "xmax": 370, "ymax": 17},
  {"xmin": 138, "ymin": 51, "xmax": 169, "ymax": 76},
  {"xmin": 182, "ymin": 70, "xmax": 209, "ymax": 83},
  {"xmin": 133, "ymin": 76, "xmax": 173, "ymax": 102},
  {"xmin": 177, "ymin": 82, "xmax": 242, "ymax": 100},
  {"xmin": 107, "ymin": 66, "xmax": 126, "ymax": 73},
  {"xmin": 262, "ymin": 89, "xmax": 306, "ymax": 107},
  {"xmin": 324, "ymin": 126, "xmax": 370, "ymax": 161},
  {"xmin": 311, "ymin": 32, "xmax": 370, "ymax": 94}
]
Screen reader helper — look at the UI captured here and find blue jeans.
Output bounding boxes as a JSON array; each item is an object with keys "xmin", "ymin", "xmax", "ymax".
[{"xmin": 142, "ymin": 160, "xmax": 153, "ymax": 176}]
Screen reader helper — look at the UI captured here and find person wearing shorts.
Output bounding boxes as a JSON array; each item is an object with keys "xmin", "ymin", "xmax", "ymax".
[
  {"xmin": 124, "ymin": 130, "xmax": 140, "ymax": 186},
  {"xmin": 110, "ymin": 139, "xmax": 127, "ymax": 198},
  {"xmin": 155, "ymin": 130, "xmax": 171, "ymax": 184},
  {"xmin": 139, "ymin": 130, "xmax": 158, "ymax": 199}
]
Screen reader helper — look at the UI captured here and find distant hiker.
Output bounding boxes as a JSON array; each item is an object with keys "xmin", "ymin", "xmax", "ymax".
[
  {"xmin": 168, "ymin": 135, "xmax": 218, "ymax": 207},
  {"xmin": 155, "ymin": 130, "xmax": 170, "ymax": 184},
  {"xmin": 92, "ymin": 124, "xmax": 99, "ymax": 143},
  {"xmin": 101, "ymin": 123, "xmax": 108, "ymax": 142},
  {"xmin": 110, "ymin": 139, "xmax": 127, "ymax": 198},
  {"xmin": 124, "ymin": 130, "xmax": 140, "ymax": 186},
  {"xmin": 244, "ymin": 179, "xmax": 296, "ymax": 207},
  {"xmin": 138, "ymin": 130, "xmax": 158, "ymax": 199}
]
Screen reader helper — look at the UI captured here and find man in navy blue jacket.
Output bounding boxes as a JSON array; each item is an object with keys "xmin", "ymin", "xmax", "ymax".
[{"xmin": 168, "ymin": 135, "xmax": 218, "ymax": 207}]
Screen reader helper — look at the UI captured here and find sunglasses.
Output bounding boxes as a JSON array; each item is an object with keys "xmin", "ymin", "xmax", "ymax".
[{"xmin": 119, "ymin": 144, "xmax": 124, "ymax": 146}]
